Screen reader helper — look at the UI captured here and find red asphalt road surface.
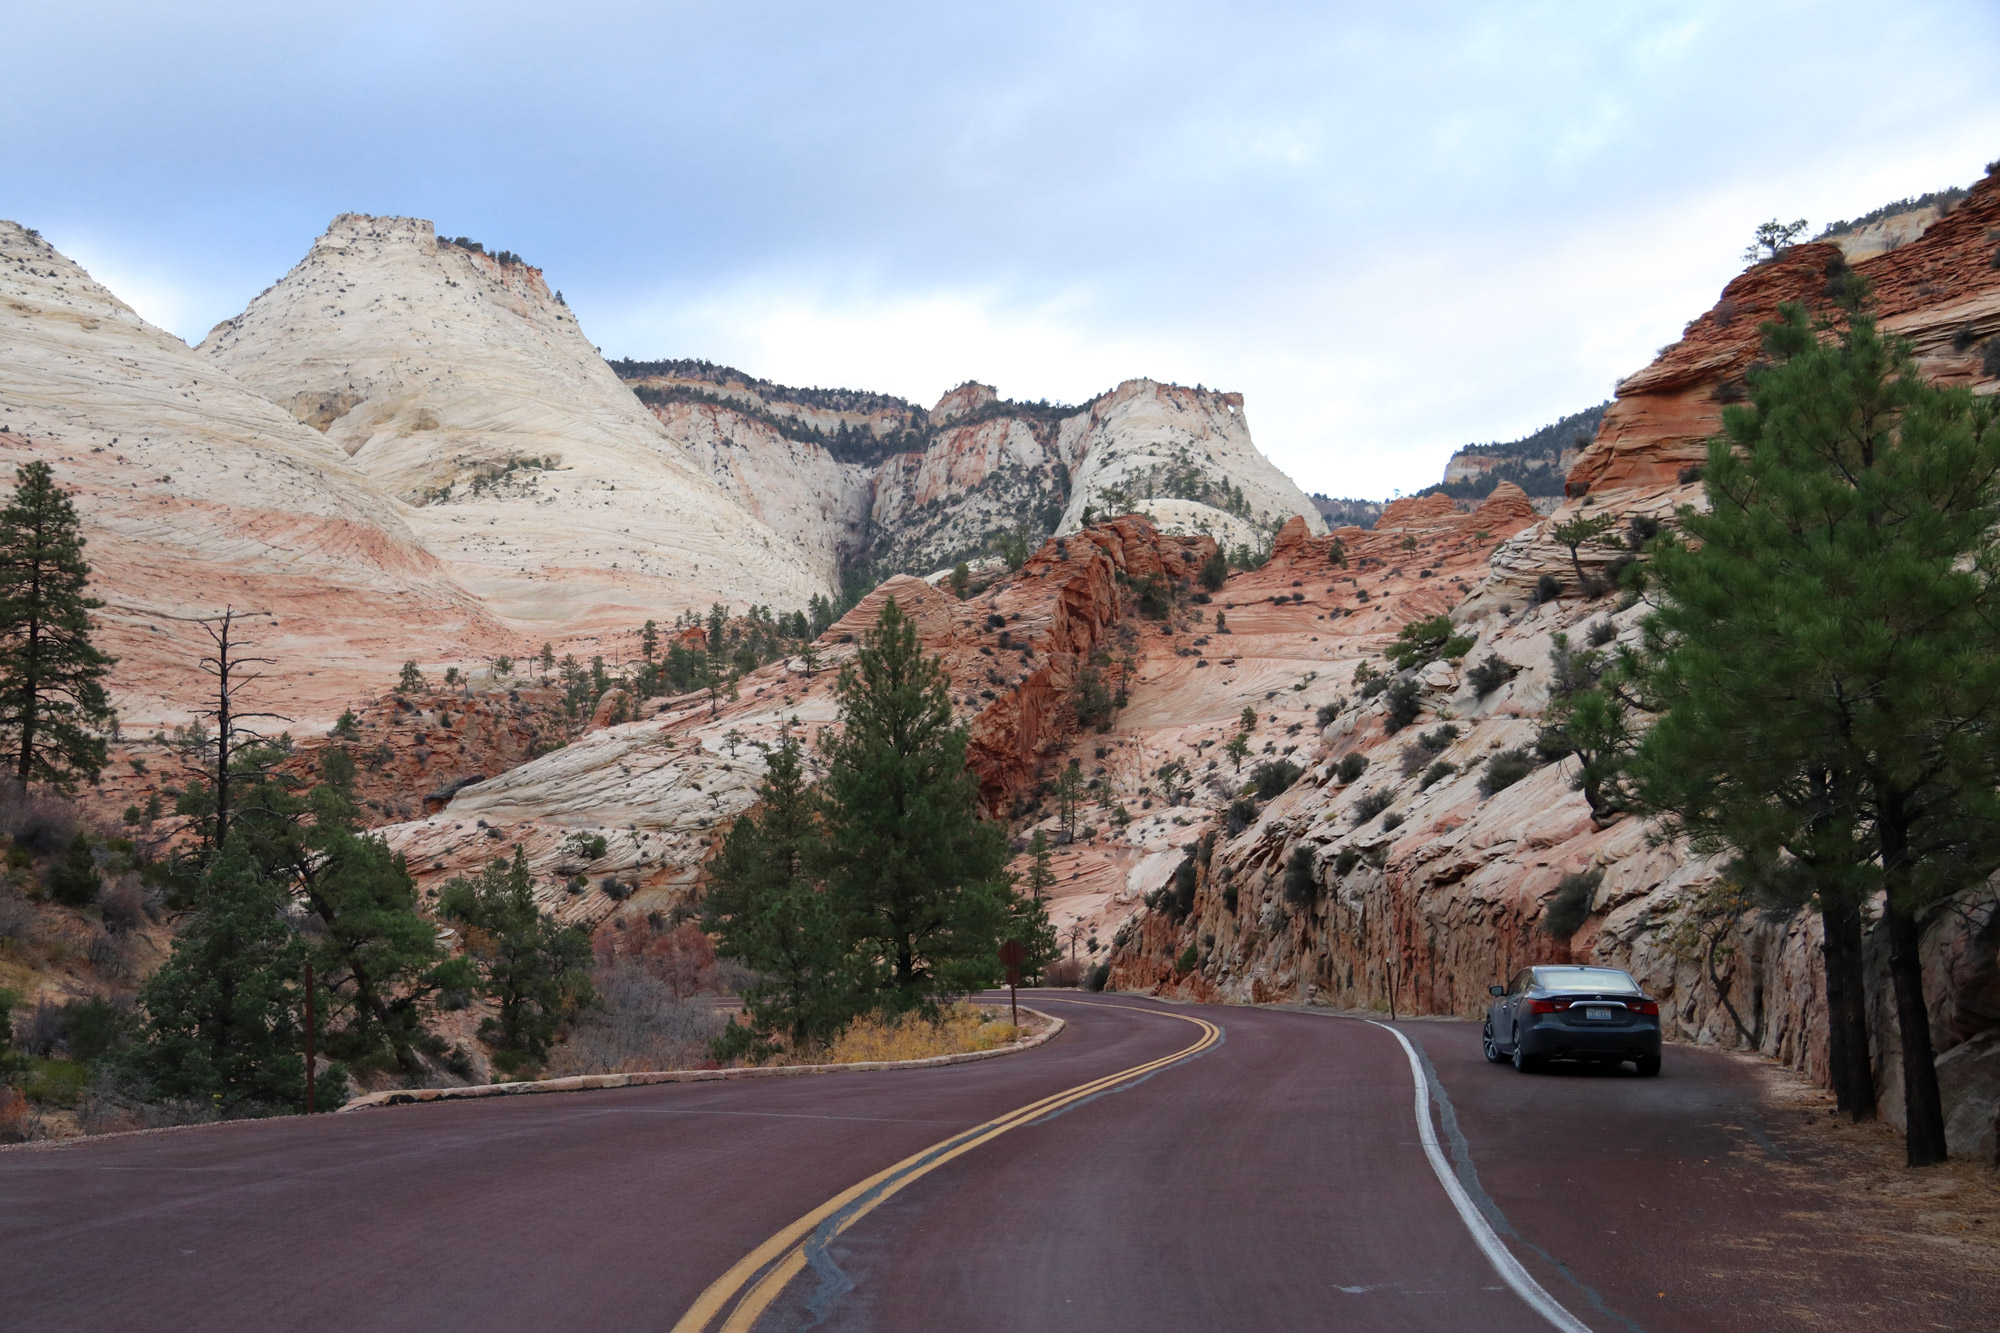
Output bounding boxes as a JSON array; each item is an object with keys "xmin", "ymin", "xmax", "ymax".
[{"xmin": 0, "ymin": 994, "xmax": 1978, "ymax": 1331}]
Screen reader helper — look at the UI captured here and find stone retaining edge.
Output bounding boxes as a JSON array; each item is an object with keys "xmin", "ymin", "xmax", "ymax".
[{"xmin": 336, "ymin": 1007, "xmax": 1064, "ymax": 1112}]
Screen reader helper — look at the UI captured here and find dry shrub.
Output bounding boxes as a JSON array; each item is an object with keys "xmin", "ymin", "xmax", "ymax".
[
  {"xmin": 772, "ymin": 1003, "xmax": 1023, "ymax": 1067},
  {"xmin": 1042, "ymin": 958, "xmax": 1085, "ymax": 988},
  {"xmin": 545, "ymin": 960, "xmax": 726, "ymax": 1076},
  {"xmin": 0, "ymin": 784, "xmax": 78, "ymax": 856},
  {"xmin": 0, "ymin": 1086, "xmax": 29, "ymax": 1144},
  {"xmin": 0, "ymin": 889, "xmax": 34, "ymax": 943},
  {"xmin": 17, "ymin": 995, "xmax": 67, "ymax": 1057},
  {"xmin": 98, "ymin": 874, "xmax": 146, "ymax": 934}
]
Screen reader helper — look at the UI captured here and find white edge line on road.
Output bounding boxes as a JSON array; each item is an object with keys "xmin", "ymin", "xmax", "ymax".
[{"xmin": 1369, "ymin": 1020, "xmax": 1594, "ymax": 1333}]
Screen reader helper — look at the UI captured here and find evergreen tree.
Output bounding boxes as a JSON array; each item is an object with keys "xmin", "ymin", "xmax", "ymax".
[
  {"xmin": 200, "ymin": 747, "xmax": 470, "ymax": 1076},
  {"xmin": 46, "ymin": 829, "xmax": 101, "ymax": 908},
  {"xmin": 1025, "ymin": 829, "xmax": 1055, "ymax": 902},
  {"xmin": 819, "ymin": 599, "xmax": 1012, "ymax": 1011},
  {"xmin": 1629, "ymin": 302, "xmax": 2000, "ymax": 1166},
  {"xmin": 0, "ymin": 461, "xmax": 115, "ymax": 789},
  {"xmin": 703, "ymin": 733, "xmax": 856, "ymax": 1053},
  {"xmin": 132, "ymin": 840, "xmax": 310, "ymax": 1113},
  {"xmin": 440, "ymin": 846, "xmax": 593, "ymax": 1073}
]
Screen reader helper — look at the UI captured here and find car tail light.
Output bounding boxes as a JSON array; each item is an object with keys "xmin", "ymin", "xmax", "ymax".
[
  {"xmin": 1630, "ymin": 999, "xmax": 1659, "ymax": 1015},
  {"xmin": 1528, "ymin": 998, "xmax": 1569, "ymax": 1013}
]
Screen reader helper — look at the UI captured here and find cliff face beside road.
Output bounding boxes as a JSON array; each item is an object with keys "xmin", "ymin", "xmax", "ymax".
[{"xmin": 1107, "ymin": 168, "xmax": 2000, "ymax": 1161}]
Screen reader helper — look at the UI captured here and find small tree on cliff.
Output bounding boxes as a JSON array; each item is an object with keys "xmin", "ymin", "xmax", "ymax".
[
  {"xmin": 818, "ymin": 598, "xmax": 1011, "ymax": 1011},
  {"xmin": 1628, "ymin": 301, "xmax": 2000, "ymax": 1166},
  {"xmin": 0, "ymin": 461, "xmax": 116, "ymax": 790}
]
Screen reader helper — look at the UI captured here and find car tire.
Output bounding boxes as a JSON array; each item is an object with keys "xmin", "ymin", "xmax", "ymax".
[
  {"xmin": 1635, "ymin": 1054, "xmax": 1661, "ymax": 1078},
  {"xmin": 1482, "ymin": 1023, "xmax": 1507, "ymax": 1063},
  {"xmin": 1511, "ymin": 1035, "xmax": 1539, "ymax": 1073}
]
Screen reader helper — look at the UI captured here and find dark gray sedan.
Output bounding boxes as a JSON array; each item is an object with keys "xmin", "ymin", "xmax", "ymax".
[{"xmin": 1483, "ymin": 965, "xmax": 1662, "ymax": 1076}]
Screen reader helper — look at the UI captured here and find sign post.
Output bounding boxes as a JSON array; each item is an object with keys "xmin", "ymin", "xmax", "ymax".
[
  {"xmin": 998, "ymin": 939, "xmax": 1027, "ymax": 1028},
  {"xmin": 304, "ymin": 958, "xmax": 316, "ymax": 1115}
]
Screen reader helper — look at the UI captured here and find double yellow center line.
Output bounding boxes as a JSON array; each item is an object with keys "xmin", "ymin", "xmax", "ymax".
[{"xmin": 671, "ymin": 1003, "xmax": 1223, "ymax": 1333}]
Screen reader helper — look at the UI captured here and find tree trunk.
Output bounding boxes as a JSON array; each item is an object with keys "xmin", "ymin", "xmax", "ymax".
[
  {"xmin": 1883, "ymin": 894, "xmax": 1948, "ymax": 1166},
  {"xmin": 1820, "ymin": 895, "xmax": 1876, "ymax": 1121}
]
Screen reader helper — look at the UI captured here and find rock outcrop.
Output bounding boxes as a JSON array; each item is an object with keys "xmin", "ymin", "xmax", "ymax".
[
  {"xmin": 373, "ymin": 517, "xmax": 1210, "ymax": 932},
  {"xmin": 620, "ymin": 361, "xmax": 1324, "ymax": 581},
  {"xmin": 1102, "ymin": 168, "xmax": 2000, "ymax": 1162},
  {"xmin": 0, "ymin": 220, "xmax": 505, "ymax": 728},
  {"xmin": 200, "ymin": 215, "xmax": 829, "ymax": 628}
]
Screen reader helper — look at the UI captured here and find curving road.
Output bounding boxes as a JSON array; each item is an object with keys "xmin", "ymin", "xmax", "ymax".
[{"xmin": 1, "ymin": 996, "xmax": 1988, "ymax": 1331}]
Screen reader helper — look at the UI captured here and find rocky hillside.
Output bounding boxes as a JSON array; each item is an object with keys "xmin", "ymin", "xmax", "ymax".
[
  {"xmin": 621, "ymin": 361, "xmax": 1325, "ymax": 584},
  {"xmin": 371, "ymin": 516, "xmax": 1214, "ymax": 928},
  {"xmin": 199, "ymin": 216, "xmax": 830, "ymax": 630},
  {"xmin": 1102, "ymin": 165, "xmax": 2000, "ymax": 1162},
  {"xmin": 0, "ymin": 220, "xmax": 506, "ymax": 728}
]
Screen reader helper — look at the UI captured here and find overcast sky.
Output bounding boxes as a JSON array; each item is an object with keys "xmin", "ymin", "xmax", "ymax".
[{"xmin": 5, "ymin": 2, "xmax": 1997, "ymax": 498}]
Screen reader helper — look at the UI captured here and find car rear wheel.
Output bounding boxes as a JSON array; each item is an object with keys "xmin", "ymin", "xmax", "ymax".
[
  {"xmin": 1511, "ymin": 1035, "xmax": 1539, "ymax": 1073},
  {"xmin": 1482, "ymin": 1023, "xmax": 1507, "ymax": 1063},
  {"xmin": 1635, "ymin": 1054, "xmax": 1661, "ymax": 1078}
]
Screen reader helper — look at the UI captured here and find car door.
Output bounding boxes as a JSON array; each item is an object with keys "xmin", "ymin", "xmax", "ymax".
[{"xmin": 1503, "ymin": 969, "xmax": 1532, "ymax": 1046}]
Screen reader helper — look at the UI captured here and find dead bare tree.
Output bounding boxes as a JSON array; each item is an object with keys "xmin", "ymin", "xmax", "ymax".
[{"xmin": 161, "ymin": 609, "xmax": 291, "ymax": 852}]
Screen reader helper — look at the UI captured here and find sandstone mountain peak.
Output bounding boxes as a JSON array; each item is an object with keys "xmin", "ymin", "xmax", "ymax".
[
  {"xmin": 0, "ymin": 217, "xmax": 502, "ymax": 727},
  {"xmin": 200, "ymin": 213, "xmax": 831, "ymax": 628}
]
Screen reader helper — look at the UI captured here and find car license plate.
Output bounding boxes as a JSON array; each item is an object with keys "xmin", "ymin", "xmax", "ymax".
[{"xmin": 1584, "ymin": 1006, "xmax": 1612, "ymax": 1021}]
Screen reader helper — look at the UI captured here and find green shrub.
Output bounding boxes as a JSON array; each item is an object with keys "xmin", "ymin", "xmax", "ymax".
[
  {"xmin": 1478, "ymin": 747, "xmax": 1540, "ymax": 798},
  {"xmin": 1250, "ymin": 759, "xmax": 1303, "ymax": 799},
  {"xmin": 1136, "ymin": 576, "xmax": 1173, "ymax": 619},
  {"xmin": 1381, "ymin": 811, "xmax": 1404, "ymax": 831},
  {"xmin": 1420, "ymin": 760, "xmax": 1457, "ymax": 790},
  {"xmin": 1335, "ymin": 753, "xmax": 1368, "ymax": 783},
  {"xmin": 1388, "ymin": 615, "xmax": 1458, "ymax": 671},
  {"xmin": 1382, "ymin": 679, "xmax": 1421, "ymax": 734},
  {"xmin": 1282, "ymin": 846, "xmax": 1318, "ymax": 907},
  {"xmin": 1226, "ymin": 798, "xmax": 1258, "ymax": 835},
  {"xmin": 1199, "ymin": 550, "xmax": 1228, "ymax": 591},
  {"xmin": 1084, "ymin": 961, "xmax": 1109, "ymax": 992},
  {"xmin": 1466, "ymin": 655, "xmax": 1521, "ymax": 698},
  {"xmin": 1352, "ymin": 789, "xmax": 1393, "ymax": 824},
  {"xmin": 1532, "ymin": 573, "xmax": 1562, "ymax": 605},
  {"xmin": 1176, "ymin": 942, "xmax": 1199, "ymax": 974},
  {"xmin": 1334, "ymin": 848, "xmax": 1361, "ymax": 876},
  {"xmin": 1587, "ymin": 619, "xmax": 1617, "ymax": 647},
  {"xmin": 46, "ymin": 831, "xmax": 99, "ymax": 908},
  {"xmin": 1541, "ymin": 869, "xmax": 1601, "ymax": 937}
]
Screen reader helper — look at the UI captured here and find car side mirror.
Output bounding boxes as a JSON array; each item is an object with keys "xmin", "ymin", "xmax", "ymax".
[{"xmin": 1489, "ymin": 985, "xmax": 1505, "ymax": 997}]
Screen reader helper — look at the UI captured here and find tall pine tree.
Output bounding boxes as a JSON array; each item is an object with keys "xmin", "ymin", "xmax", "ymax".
[
  {"xmin": 1629, "ymin": 301, "xmax": 2000, "ymax": 1165},
  {"xmin": 0, "ymin": 461, "xmax": 115, "ymax": 789},
  {"xmin": 703, "ymin": 732, "xmax": 857, "ymax": 1053},
  {"xmin": 132, "ymin": 840, "xmax": 310, "ymax": 1113},
  {"xmin": 819, "ymin": 598, "xmax": 1012, "ymax": 1011}
]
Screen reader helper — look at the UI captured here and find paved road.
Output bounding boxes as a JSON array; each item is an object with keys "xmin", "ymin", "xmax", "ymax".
[{"xmin": 0, "ymin": 995, "xmax": 1981, "ymax": 1330}]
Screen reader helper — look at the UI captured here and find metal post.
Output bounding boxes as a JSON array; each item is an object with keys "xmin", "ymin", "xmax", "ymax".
[{"xmin": 304, "ymin": 957, "xmax": 316, "ymax": 1115}]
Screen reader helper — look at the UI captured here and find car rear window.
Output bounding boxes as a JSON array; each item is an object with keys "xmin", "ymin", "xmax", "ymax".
[{"xmin": 1534, "ymin": 966, "xmax": 1640, "ymax": 994}]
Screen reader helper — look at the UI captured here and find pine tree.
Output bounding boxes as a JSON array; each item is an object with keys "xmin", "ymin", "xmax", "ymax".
[
  {"xmin": 1025, "ymin": 829, "xmax": 1055, "ymax": 902},
  {"xmin": 441, "ymin": 846, "xmax": 593, "ymax": 1073},
  {"xmin": 1629, "ymin": 302, "xmax": 2000, "ymax": 1166},
  {"xmin": 0, "ymin": 461, "xmax": 115, "ymax": 790},
  {"xmin": 819, "ymin": 599, "xmax": 1011, "ymax": 1011},
  {"xmin": 133, "ymin": 840, "xmax": 310, "ymax": 1113},
  {"xmin": 703, "ymin": 734, "xmax": 856, "ymax": 1052}
]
